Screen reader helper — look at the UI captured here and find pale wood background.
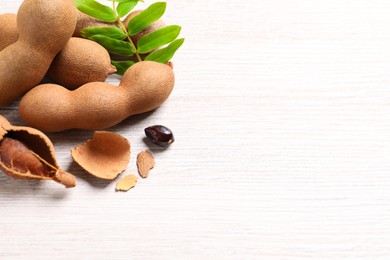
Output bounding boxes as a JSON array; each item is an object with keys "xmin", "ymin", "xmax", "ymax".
[{"xmin": 1, "ymin": 0, "xmax": 390, "ymax": 259}]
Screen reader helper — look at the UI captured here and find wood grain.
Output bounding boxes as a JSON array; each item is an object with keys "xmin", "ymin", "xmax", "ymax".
[{"xmin": 1, "ymin": 0, "xmax": 390, "ymax": 259}]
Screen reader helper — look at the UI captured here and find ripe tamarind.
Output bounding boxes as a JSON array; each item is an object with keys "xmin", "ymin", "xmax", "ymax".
[{"xmin": 19, "ymin": 61, "xmax": 175, "ymax": 132}]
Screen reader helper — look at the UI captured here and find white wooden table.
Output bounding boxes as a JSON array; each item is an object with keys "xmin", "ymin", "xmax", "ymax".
[{"xmin": 1, "ymin": 0, "xmax": 390, "ymax": 259}]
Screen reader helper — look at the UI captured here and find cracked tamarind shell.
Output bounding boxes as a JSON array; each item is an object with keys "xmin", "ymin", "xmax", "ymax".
[
  {"xmin": 71, "ymin": 131, "xmax": 131, "ymax": 180},
  {"xmin": 0, "ymin": 115, "xmax": 76, "ymax": 188}
]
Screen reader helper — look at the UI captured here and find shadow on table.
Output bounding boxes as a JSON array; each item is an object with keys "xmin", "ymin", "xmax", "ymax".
[
  {"xmin": 108, "ymin": 109, "xmax": 158, "ymax": 132},
  {"xmin": 66, "ymin": 161, "xmax": 112, "ymax": 189},
  {"xmin": 0, "ymin": 173, "xmax": 69, "ymax": 200},
  {"xmin": 46, "ymin": 110, "xmax": 158, "ymax": 146},
  {"xmin": 142, "ymin": 137, "xmax": 173, "ymax": 154},
  {"xmin": 0, "ymin": 161, "xmax": 112, "ymax": 198}
]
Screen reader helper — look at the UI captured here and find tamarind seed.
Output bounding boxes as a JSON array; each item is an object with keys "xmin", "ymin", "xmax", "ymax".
[{"xmin": 144, "ymin": 125, "xmax": 174, "ymax": 147}]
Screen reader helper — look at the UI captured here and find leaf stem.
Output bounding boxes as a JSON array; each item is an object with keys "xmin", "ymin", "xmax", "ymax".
[
  {"xmin": 113, "ymin": 0, "xmax": 142, "ymax": 62},
  {"xmin": 118, "ymin": 20, "xmax": 142, "ymax": 62}
]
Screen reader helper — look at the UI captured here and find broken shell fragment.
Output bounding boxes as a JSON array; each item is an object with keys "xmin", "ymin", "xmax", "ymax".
[
  {"xmin": 115, "ymin": 174, "xmax": 137, "ymax": 191},
  {"xmin": 0, "ymin": 115, "xmax": 76, "ymax": 188},
  {"xmin": 71, "ymin": 131, "xmax": 131, "ymax": 180},
  {"xmin": 137, "ymin": 150, "xmax": 155, "ymax": 178}
]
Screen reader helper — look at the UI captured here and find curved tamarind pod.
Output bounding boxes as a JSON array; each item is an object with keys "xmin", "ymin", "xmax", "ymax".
[
  {"xmin": 0, "ymin": 0, "xmax": 77, "ymax": 107},
  {"xmin": 19, "ymin": 61, "xmax": 175, "ymax": 132}
]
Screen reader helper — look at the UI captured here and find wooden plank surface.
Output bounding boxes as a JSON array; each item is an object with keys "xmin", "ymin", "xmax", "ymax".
[{"xmin": 1, "ymin": 0, "xmax": 390, "ymax": 259}]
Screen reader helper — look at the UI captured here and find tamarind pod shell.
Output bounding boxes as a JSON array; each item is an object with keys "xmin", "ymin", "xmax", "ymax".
[{"xmin": 0, "ymin": 115, "xmax": 76, "ymax": 188}]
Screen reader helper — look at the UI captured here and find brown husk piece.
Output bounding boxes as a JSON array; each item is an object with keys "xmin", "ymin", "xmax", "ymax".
[
  {"xmin": 0, "ymin": 115, "xmax": 76, "ymax": 188},
  {"xmin": 71, "ymin": 131, "xmax": 130, "ymax": 180},
  {"xmin": 137, "ymin": 150, "xmax": 155, "ymax": 178},
  {"xmin": 115, "ymin": 174, "xmax": 137, "ymax": 191}
]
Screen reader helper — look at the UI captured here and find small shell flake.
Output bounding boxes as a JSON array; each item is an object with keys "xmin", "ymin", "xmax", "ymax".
[
  {"xmin": 137, "ymin": 150, "xmax": 155, "ymax": 178},
  {"xmin": 115, "ymin": 174, "xmax": 138, "ymax": 192}
]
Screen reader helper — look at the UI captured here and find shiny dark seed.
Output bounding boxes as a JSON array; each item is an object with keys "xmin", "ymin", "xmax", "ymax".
[{"xmin": 144, "ymin": 125, "xmax": 174, "ymax": 147}]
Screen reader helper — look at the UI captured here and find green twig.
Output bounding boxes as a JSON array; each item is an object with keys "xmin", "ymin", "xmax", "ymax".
[{"xmin": 113, "ymin": 0, "xmax": 142, "ymax": 62}]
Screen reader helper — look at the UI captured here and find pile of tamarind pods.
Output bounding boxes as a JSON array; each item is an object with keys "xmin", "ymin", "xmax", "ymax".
[
  {"xmin": 0, "ymin": 0, "xmax": 176, "ymax": 187},
  {"xmin": 0, "ymin": 0, "xmax": 175, "ymax": 132}
]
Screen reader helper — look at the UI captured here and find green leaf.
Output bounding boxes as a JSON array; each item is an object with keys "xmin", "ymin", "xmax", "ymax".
[
  {"xmin": 89, "ymin": 35, "xmax": 134, "ymax": 55},
  {"xmin": 117, "ymin": 0, "xmax": 138, "ymax": 18},
  {"xmin": 137, "ymin": 25, "xmax": 181, "ymax": 54},
  {"xmin": 111, "ymin": 60, "xmax": 135, "ymax": 75},
  {"xmin": 127, "ymin": 2, "xmax": 166, "ymax": 36},
  {"xmin": 81, "ymin": 26, "xmax": 127, "ymax": 40},
  {"xmin": 73, "ymin": 0, "xmax": 117, "ymax": 22},
  {"xmin": 145, "ymin": 38, "xmax": 184, "ymax": 63}
]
